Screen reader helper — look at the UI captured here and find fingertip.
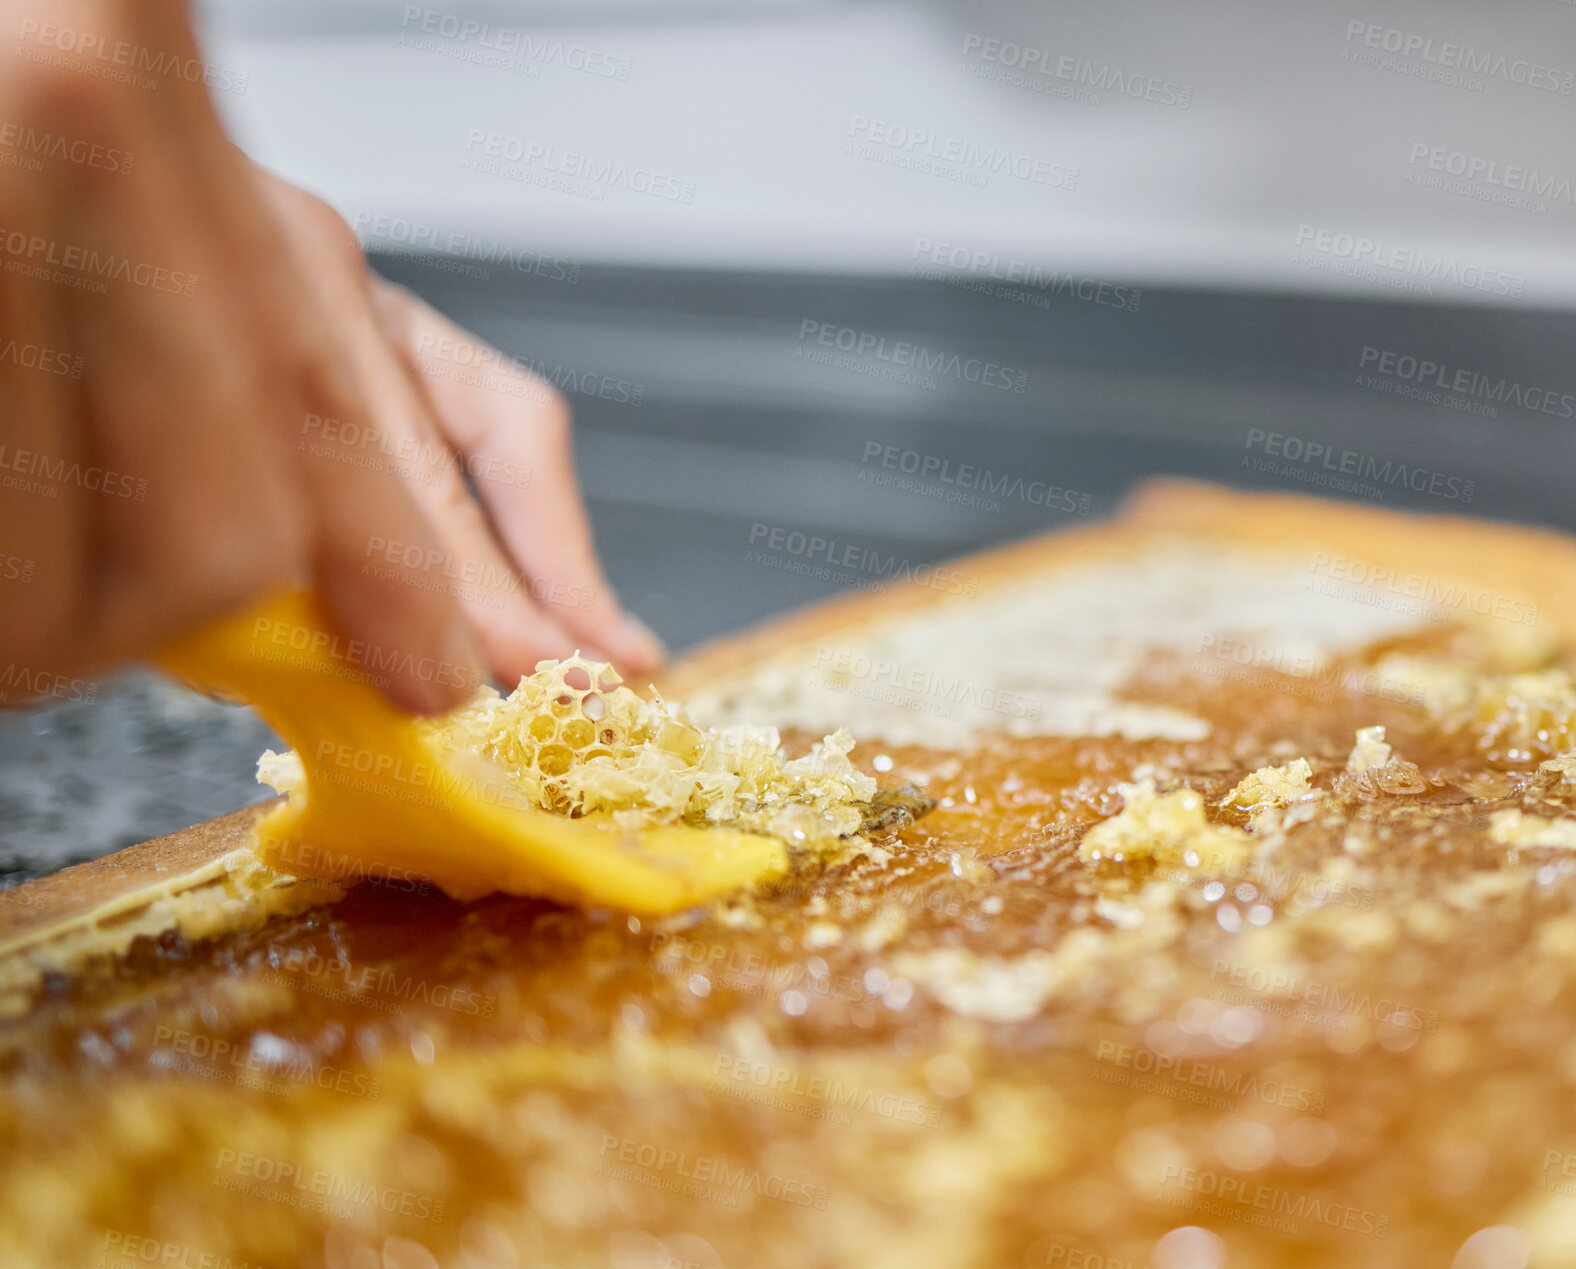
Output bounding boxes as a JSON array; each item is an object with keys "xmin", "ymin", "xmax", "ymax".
[
  {"xmin": 616, "ymin": 614, "xmax": 667, "ymax": 675},
  {"xmin": 360, "ymin": 618, "xmax": 481, "ymax": 717},
  {"xmin": 384, "ymin": 667, "xmax": 469, "ymax": 717},
  {"xmin": 471, "ymin": 601, "xmax": 575, "ymax": 691},
  {"xmin": 399, "ymin": 612, "xmax": 486, "ymax": 716},
  {"xmin": 317, "ymin": 554, "xmax": 483, "ymax": 718},
  {"xmin": 586, "ymin": 614, "xmax": 665, "ymax": 679}
]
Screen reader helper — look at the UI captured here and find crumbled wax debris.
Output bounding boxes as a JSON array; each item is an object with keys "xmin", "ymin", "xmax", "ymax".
[
  {"xmin": 1539, "ymin": 754, "xmax": 1576, "ymax": 785},
  {"xmin": 891, "ymin": 947, "xmax": 1065, "ymax": 1023},
  {"xmin": 1220, "ymin": 758, "xmax": 1316, "ymax": 811},
  {"xmin": 27, "ymin": 549, "xmax": 1576, "ymax": 1269},
  {"xmin": 1078, "ymin": 779, "xmax": 1251, "ymax": 868},
  {"xmin": 1490, "ymin": 809, "xmax": 1576, "ymax": 850},
  {"xmin": 259, "ymin": 653, "xmax": 878, "ymax": 855},
  {"xmin": 1220, "ymin": 757, "xmax": 1320, "ymax": 833},
  {"xmin": 1380, "ymin": 657, "xmax": 1576, "ymax": 767},
  {"xmin": 1346, "ymin": 726, "xmax": 1393, "ymax": 775},
  {"xmin": 1335, "ymin": 726, "xmax": 1427, "ymax": 799}
]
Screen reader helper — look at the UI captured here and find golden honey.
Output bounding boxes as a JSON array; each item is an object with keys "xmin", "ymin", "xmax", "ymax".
[{"xmin": 4, "ymin": 616, "xmax": 1576, "ymax": 1268}]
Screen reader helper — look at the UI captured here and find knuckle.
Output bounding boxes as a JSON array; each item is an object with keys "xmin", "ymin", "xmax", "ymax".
[
  {"xmin": 286, "ymin": 188, "xmax": 364, "ymax": 264},
  {"xmin": 287, "ymin": 342, "xmax": 361, "ymax": 429},
  {"xmin": 528, "ymin": 380, "xmax": 572, "ymax": 434},
  {"xmin": 18, "ymin": 61, "xmax": 118, "ymax": 148},
  {"xmin": 433, "ymin": 468, "xmax": 483, "ymax": 520}
]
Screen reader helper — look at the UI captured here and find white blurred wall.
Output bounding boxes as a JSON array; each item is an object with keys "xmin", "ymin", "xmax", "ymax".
[{"xmin": 196, "ymin": 0, "xmax": 1576, "ymax": 306}]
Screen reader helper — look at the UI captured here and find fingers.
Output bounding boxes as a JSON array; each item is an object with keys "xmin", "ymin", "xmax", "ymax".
[
  {"xmin": 0, "ymin": 130, "xmax": 84, "ymax": 678},
  {"xmin": 262, "ymin": 174, "xmax": 618, "ymax": 698},
  {"xmin": 307, "ymin": 248, "xmax": 584, "ymax": 684},
  {"xmin": 25, "ymin": 31, "xmax": 310, "ymax": 668},
  {"xmin": 0, "ymin": 4, "xmax": 340, "ymax": 689},
  {"xmin": 308, "ymin": 469, "xmax": 484, "ymax": 715},
  {"xmin": 371, "ymin": 281, "xmax": 665, "ymax": 676},
  {"xmin": 384, "ymin": 440, "xmax": 582, "ymax": 689},
  {"xmin": 0, "ymin": 5, "xmax": 508, "ymax": 716},
  {"xmin": 294, "ymin": 335, "xmax": 487, "ymax": 716},
  {"xmin": 258, "ymin": 175, "xmax": 485, "ymax": 714}
]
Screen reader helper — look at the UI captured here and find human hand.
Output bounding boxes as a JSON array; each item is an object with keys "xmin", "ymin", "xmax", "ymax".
[{"xmin": 0, "ymin": 0, "xmax": 660, "ymax": 715}]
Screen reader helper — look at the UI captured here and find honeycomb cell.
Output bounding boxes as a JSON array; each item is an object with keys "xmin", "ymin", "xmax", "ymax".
[
  {"xmin": 401, "ymin": 654, "xmax": 877, "ymax": 851},
  {"xmin": 537, "ymin": 746, "xmax": 573, "ymax": 778}
]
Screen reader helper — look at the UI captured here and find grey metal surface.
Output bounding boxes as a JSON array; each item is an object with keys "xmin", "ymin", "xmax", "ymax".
[
  {"xmin": 3, "ymin": 263, "xmax": 1572, "ymax": 879},
  {"xmin": 392, "ymin": 261, "xmax": 1574, "ymax": 647}
]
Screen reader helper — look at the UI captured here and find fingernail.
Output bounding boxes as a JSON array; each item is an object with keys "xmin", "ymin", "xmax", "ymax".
[{"xmin": 434, "ymin": 615, "xmax": 487, "ymax": 706}]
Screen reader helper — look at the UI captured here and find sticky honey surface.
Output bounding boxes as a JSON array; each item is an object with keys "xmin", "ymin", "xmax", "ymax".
[{"xmin": 5, "ymin": 618, "xmax": 1576, "ymax": 1267}]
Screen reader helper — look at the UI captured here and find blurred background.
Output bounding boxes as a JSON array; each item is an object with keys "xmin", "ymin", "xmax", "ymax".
[{"xmin": 5, "ymin": 0, "xmax": 1576, "ymax": 878}]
